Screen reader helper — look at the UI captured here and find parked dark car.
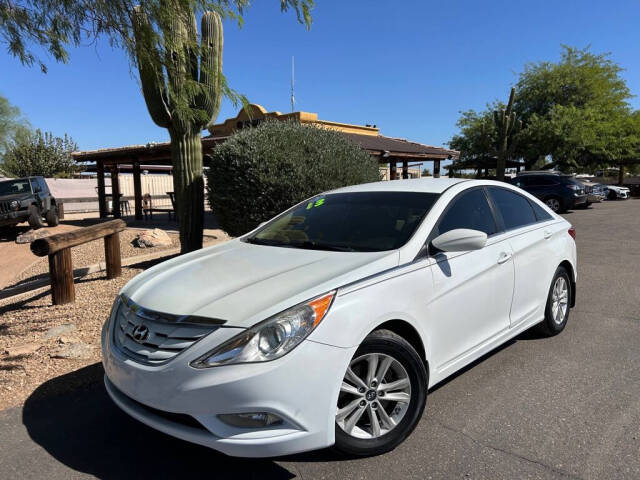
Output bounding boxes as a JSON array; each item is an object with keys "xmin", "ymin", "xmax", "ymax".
[
  {"xmin": 510, "ymin": 171, "xmax": 588, "ymax": 213},
  {"xmin": 0, "ymin": 176, "xmax": 59, "ymax": 229}
]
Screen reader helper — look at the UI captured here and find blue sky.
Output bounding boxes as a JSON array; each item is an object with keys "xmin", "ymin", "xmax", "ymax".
[{"xmin": 1, "ymin": 0, "xmax": 639, "ymax": 153}]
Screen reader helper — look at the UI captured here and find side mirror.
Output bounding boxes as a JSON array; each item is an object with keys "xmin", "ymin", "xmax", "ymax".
[{"xmin": 431, "ymin": 228, "xmax": 487, "ymax": 253}]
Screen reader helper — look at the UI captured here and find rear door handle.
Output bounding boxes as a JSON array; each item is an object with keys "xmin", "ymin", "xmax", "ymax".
[
  {"xmin": 497, "ymin": 252, "xmax": 512, "ymax": 264},
  {"xmin": 544, "ymin": 230, "xmax": 553, "ymax": 239}
]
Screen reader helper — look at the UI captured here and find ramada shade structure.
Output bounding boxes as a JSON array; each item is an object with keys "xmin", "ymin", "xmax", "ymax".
[{"xmin": 72, "ymin": 105, "xmax": 458, "ymax": 220}]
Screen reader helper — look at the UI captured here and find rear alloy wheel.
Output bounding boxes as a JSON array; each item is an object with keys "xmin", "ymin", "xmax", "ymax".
[
  {"xmin": 45, "ymin": 206, "xmax": 59, "ymax": 227},
  {"xmin": 545, "ymin": 197, "xmax": 562, "ymax": 213},
  {"xmin": 334, "ymin": 329, "xmax": 427, "ymax": 457},
  {"xmin": 536, "ymin": 266, "xmax": 571, "ymax": 336}
]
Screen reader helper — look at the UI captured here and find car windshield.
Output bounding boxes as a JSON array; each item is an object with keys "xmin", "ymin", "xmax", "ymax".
[
  {"xmin": 0, "ymin": 179, "xmax": 31, "ymax": 196},
  {"xmin": 246, "ymin": 191, "xmax": 439, "ymax": 252}
]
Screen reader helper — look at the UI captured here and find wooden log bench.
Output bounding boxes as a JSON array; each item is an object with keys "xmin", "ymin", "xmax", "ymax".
[{"xmin": 30, "ymin": 219, "xmax": 126, "ymax": 305}]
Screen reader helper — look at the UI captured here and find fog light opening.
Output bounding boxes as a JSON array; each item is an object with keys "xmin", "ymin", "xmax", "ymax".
[{"xmin": 218, "ymin": 412, "xmax": 284, "ymax": 428}]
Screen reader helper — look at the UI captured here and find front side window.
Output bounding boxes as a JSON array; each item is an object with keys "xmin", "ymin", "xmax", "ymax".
[
  {"xmin": 487, "ymin": 187, "xmax": 537, "ymax": 230},
  {"xmin": 247, "ymin": 191, "xmax": 439, "ymax": 252},
  {"xmin": 432, "ymin": 188, "xmax": 497, "ymax": 237}
]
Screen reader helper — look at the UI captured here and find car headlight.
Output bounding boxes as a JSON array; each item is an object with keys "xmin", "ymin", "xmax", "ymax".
[
  {"xmin": 9, "ymin": 200, "xmax": 19, "ymax": 210},
  {"xmin": 190, "ymin": 291, "xmax": 336, "ymax": 368}
]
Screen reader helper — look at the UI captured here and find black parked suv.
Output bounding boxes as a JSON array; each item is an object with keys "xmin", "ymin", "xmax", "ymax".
[
  {"xmin": 510, "ymin": 171, "xmax": 588, "ymax": 213},
  {"xmin": 0, "ymin": 176, "xmax": 59, "ymax": 229}
]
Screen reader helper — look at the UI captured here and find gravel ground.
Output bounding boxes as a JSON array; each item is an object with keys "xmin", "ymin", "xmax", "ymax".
[
  {"xmin": 0, "ymin": 234, "xmax": 230, "ymax": 411},
  {"xmin": 9, "ymin": 229, "xmax": 181, "ymax": 287}
]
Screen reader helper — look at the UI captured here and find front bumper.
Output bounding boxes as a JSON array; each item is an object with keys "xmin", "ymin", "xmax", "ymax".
[
  {"xmin": 102, "ymin": 316, "xmax": 356, "ymax": 457},
  {"xmin": 0, "ymin": 210, "xmax": 28, "ymax": 226}
]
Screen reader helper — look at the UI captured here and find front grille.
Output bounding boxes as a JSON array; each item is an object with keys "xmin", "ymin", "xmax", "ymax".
[
  {"xmin": 113, "ymin": 295, "xmax": 224, "ymax": 365},
  {"xmin": 0, "ymin": 201, "xmax": 10, "ymax": 214}
]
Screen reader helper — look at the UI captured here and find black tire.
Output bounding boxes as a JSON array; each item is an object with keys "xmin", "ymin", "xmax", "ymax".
[
  {"xmin": 333, "ymin": 329, "xmax": 427, "ymax": 457},
  {"xmin": 544, "ymin": 196, "xmax": 565, "ymax": 213},
  {"xmin": 45, "ymin": 206, "xmax": 59, "ymax": 227},
  {"xmin": 536, "ymin": 266, "xmax": 571, "ymax": 337},
  {"xmin": 608, "ymin": 190, "xmax": 617, "ymax": 200},
  {"xmin": 27, "ymin": 205, "xmax": 44, "ymax": 229}
]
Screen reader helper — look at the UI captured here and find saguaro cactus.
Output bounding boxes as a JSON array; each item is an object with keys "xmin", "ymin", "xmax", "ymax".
[
  {"xmin": 132, "ymin": 6, "xmax": 222, "ymax": 253},
  {"xmin": 493, "ymin": 87, "xmax": 522, "ymax": 181}
]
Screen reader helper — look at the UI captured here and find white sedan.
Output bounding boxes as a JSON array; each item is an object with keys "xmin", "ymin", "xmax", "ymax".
[{"xmin": 101, "ymin": 178, "xmax": 577, "ymax": 457}]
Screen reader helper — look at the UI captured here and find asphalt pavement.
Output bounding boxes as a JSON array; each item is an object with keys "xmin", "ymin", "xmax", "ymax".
[{"xmin": 1, "ymin": 198, "xmax": 639, "ymax": 479}]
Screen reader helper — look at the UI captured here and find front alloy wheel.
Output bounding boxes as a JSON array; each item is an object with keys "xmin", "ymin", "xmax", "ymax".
[
  {"xmin": 337, "ymin": 353, "xmax": 411, "ymax": 439},
  {"xmin": 334, "ymin": 329, "xmax": 427, "ymax": 456}
]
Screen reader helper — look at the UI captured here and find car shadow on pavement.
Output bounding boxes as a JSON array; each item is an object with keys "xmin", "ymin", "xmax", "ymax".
[
  {"xmin": 22, "ymin": 363, "xmax": 297, "ymax": 479},
  {"xmin": 0, "ymin": 225, "xmax": 30, "ymax": 242}
]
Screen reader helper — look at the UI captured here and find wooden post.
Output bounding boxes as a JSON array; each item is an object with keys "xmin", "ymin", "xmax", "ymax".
[
  {"xmin": 402, "ymin": 160, "xmax": 409, "ymax": 179},
  {"xmin": 434, "ymin": 160, "xmax": 441, "ymax": 178},
  {"xmin": 104, "ymin": 232, "xmax": 122, "ymax": 279},
  {"xmin": 48, "ymin": 248, "xmax": 75, "ymax": 305},
  {"xmin": 111, "ymin": 167, "xmax": 121, "ymax": 218},
  {"xmin": 133, "ymin": 160, "xmax": 143, "ymax": 220},
  {"xmin": 389, "ymin": 161, "xmax": 397, "ymax": 181},
  {"xmin": 97, "ymin": 160, "xmax": 107, "ymax": 218}
]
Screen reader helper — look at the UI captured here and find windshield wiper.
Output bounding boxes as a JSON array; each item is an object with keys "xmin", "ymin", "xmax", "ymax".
[
  {"xmin": 245, "ymin": 237, "xmax": 288, "ymax": 247},
  {"xmin": 295, "ymin": 240, "xmax": 356, "ymax": 252}
]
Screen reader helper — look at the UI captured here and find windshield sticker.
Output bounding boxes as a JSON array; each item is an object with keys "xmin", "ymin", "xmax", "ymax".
[{"xmin": 306, "ymin": 198, "xmax": 326, "ymax": 210}]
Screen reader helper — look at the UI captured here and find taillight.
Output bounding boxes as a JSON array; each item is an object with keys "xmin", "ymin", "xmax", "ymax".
[{"xmin": 568, "ymin": 227, "xmax": 576, "ymax": 240}]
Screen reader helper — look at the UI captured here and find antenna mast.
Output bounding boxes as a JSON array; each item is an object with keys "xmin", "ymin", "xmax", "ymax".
[{"xmin": 291, "ymin": 56, "xmax": 295, "ymax": 113}]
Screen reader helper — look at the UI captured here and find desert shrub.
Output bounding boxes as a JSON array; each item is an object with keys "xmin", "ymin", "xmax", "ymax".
[{"xmin": 206, "ymin": 120, "xmax": 381, "ymax": 236}]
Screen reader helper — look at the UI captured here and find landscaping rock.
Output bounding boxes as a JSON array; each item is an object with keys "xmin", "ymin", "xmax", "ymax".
[
  {"xmin": 132, "ymin": 228, "xmax": 173, "ymax": 248},
  {"xmin": 51, "ymin": 342, "xmax": 94, "ymax": 360},
  {"xmin": 15, "ymin": 229, "xmax": 49, "ymax": 244},
  {"xmin": 4, "ymin": 342, "xmax": 41, "ymax": 357},
  {"xmin": 44, "ymin": 323, "xmax": 76, "ymax": 339}
]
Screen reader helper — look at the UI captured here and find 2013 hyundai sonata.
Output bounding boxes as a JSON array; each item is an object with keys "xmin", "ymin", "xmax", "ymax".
[{"xmin": 102, "ymin": 178, "xmax": 577, "ymax": 457}]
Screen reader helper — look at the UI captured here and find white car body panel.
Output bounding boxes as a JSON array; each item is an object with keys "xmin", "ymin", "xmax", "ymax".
[{"xmin": 102, "ymin": 178, "xmax": 577, "ymax": 457}]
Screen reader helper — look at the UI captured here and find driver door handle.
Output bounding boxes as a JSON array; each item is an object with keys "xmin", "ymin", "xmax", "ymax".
[
  {"xmin": 544, "ymin": 230, "xmax": 553, "ymax": 239},
  {"xmin": 497, "ymin": 252, "xmax": 512, "ymax": 264}
]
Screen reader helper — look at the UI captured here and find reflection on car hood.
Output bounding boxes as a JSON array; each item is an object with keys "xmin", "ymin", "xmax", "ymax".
[{"xmin": 122, "ymin": 239, "xmax": 399, "ymax": 328}]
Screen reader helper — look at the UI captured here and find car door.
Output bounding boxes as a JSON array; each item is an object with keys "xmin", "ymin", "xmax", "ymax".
[
  {"xmin": 486, "ymin": 186, "xmax": 558, "ymax": 327},
  {"xmin": 427, "ymin": 187, "xmax": 515, "ymax": 374}
]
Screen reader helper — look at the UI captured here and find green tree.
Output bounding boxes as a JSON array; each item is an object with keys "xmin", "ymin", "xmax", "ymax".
[
  {"xmin": 421, "ymin": 167, "xmax": 431, "ymax": 176},
  {"xmin": 449, "ymin": 107, "xmax": 498, "ymax": 175},
  {"xmin": 1, "ymin": 129, "xmax": 78, "ymax": 177},
  {"xmin": 514, "ymin": 46, "xmax": 633, "ymax": 170},
  {"xmin": 206, "ymin": 120, "xmax": 381, "ymax": 237},
  {"xmin": 0, "ymin": 93, "xmax": 30, "ymax": 162},
  {"xmin": 0, "ymin": 0, "xmax": 90, "ymax": 72}
]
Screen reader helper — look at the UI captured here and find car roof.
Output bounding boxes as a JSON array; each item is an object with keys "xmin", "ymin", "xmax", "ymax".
[{"xmin": 329, "ymin": 177, "xmax": 470, "ymax": 195}]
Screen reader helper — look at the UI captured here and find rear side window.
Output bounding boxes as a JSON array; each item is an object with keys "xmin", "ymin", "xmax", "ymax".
[
  {"xmin": 433, "ymin": 188, "xmax": 497, "ymax": 237},
  {"xmin": 487, "ymin": 187, "xmax": 537, "ymax": 230},
  {"xmin": 529, "ymin": 199, "xmax": 553, "ymax": 221}
]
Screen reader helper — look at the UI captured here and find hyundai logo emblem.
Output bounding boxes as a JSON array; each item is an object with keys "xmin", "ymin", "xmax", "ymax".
[{"xmin": 132, "ymin": 324, "xmax": 150, "ymax": 343}]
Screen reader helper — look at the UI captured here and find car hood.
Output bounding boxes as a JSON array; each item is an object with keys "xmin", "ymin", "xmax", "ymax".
[{"xmin": 122, "ymin": 239, "xmax": 399, "ymax": 328}]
